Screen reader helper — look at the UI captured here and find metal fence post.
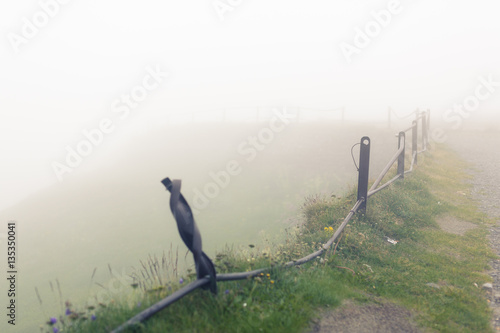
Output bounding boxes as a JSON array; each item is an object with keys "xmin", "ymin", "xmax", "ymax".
[
  {"xmin": 397, "ymin": 132, "xmax": 405, "ymax": 178},
  {"xmin": 357, "ymin": 136, "xmax": 371, "ymax": 214},
  {"xmin": 412, "ymin": 120, "xmax": 417, "ymax": 165},
  {"xmin": 426, "ymin": 109, "xmax": 431, "ymax": 148},
  {"xmin": 421, "ymin": 112, "xmax": 427, "ymax": 150}
]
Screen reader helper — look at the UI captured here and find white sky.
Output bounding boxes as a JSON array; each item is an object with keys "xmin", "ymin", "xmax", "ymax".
[{"xmin": 0, "ymin": 0, "xmax": 499, "ymax": 210}]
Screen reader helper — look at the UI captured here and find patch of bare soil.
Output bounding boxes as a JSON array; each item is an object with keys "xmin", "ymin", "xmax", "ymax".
[
  {"xmin": 436, "ymin": 215, "xmax": 477, "ymax": 236},
  {"xmin": 306, "ymin": 300, "xmax": 422, "ymax": 333}
]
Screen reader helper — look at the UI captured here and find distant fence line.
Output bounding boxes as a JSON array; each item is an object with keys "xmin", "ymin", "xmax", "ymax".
[
  {"xmin": 111, "ymin": 109, "xmax": 431, "ymax": 333},
  {"xmin": 165, "ymin": 106, "xmax": 346, "ymax": 123}
]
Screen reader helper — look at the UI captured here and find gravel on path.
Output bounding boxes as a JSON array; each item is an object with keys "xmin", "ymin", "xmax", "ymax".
[{"xmin": 446, "ymin": 130, "xmax": 500, "ymax": 330}]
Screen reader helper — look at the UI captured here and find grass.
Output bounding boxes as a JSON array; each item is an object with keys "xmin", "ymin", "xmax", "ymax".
[{"xmin": 42, "ymin": 144, "xmax": 496, "ymax": 333}]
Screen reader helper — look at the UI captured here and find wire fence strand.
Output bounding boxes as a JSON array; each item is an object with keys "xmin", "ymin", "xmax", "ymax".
[{"xmin": 112, "ymin": 109, "xmax": 430, "ymax": 333}]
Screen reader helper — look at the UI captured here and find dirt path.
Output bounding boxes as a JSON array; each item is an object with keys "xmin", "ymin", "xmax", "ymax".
[
  {"xmin": 307, "ymin": 299, "xmax": 422, "ymax": 333},
  {"xmin": 446, "ymin": 131, "xmax": 500, "ymax": 219},
  {"xmin": 307, "ymin": 299, "xmax": 421, "ymax": 333},
  {"xmin": 306, "ymin": 130, "xmax": 500, "ymax": 333},
  {"xmin": 446, "ymin": 130, "xmax": 500, "ymax": 330}
]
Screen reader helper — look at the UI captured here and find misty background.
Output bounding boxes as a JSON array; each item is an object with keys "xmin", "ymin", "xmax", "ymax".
[
  {"xmin": 1, "ymin": 0, "xmax": 499, "ymax": 210},
  {"xmin": 0, "ymin": 1, "xmax": 499, "ymax": 331}
]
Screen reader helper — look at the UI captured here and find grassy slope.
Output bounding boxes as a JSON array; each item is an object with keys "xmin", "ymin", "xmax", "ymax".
[{"xmin": 45, "ymin": 145, "xmax": 496, "ymax": 333}]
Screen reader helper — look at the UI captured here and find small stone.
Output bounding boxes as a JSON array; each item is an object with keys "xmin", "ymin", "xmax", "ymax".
[
  {"xmin": 483, "ymin": 283, "xmax": 493, "ymax": 290},
  {"xmin": 426, "ymin": 283, "xmax": 441, "ymax": 289}
]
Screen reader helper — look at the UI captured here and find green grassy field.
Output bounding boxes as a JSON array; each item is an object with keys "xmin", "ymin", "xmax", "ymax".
[
  {"xmin": 41, "ymin": 144, "xmax": 496, "ymax": 332},
  {"xmin": 1, "ymin": 122, "xmax": 400, "ymax": 332}
]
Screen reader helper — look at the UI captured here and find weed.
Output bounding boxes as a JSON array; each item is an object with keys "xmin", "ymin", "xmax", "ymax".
[{"xmin": 43, "ymin": 145, "xmax": 495, "ymax": 332}]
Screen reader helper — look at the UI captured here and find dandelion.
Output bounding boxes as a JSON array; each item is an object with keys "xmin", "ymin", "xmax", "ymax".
[
  {"xmin": 260, "ymin": 273, "xmax": 264, "ymax": 276},
  {"xmin": 91, "ymin": 314, "xmax": 97, "ymax": 321},
  {"xmin": 266, "ymin": 273, "xmax": 270, "ymax": 278},
  {"xmin": 270, "ymin": 280, "xmax": 275, "ymax": 284},
  {"xmin": 324, "ymin": 227, "xmax": 328, "ymax": 231},
  {"xmin": 50, "ymin": 317, "xmax": 57, "ymax": 325},
  {"xmin": 329, "ymin": 226, "xmax": 334, "ymax": 231},
  {"xmin": 179, "ymin": 278, "xmax": 184, "ymax": 284}
]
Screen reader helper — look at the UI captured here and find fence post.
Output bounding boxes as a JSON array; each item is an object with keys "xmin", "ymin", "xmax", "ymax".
[
  {"xmin": 426, "ymin": 109, "xmax": 431, "ymax": 148},
  {"xmin": 397, "ymin": 132, "xmax": 405, "ymax": 178},
  {"xmin": 421, "ymin": 112, "xmax": 427, "ymax": 150},
  {"xmin": 357, "ymin": 136, "xmax": 371, "ymax": 214},
  {"xmin": 412, "ymin": 120, "xmax": 418, "ymax": 165}
]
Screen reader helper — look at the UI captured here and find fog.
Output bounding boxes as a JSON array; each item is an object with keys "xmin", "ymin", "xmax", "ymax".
[
  {"xmin": 1, "ymin": 0, "xmax": 499, "ymax": 209},
  {"xmin": 0, "ymin": 1, "xmax": 499, "ymax": 331}
]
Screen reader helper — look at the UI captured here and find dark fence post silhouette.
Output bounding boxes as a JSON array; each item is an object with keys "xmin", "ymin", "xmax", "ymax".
[
  {"xmin": 421, "ymin": 112, "xmax": 427, "ymax": 151},
  {"xmin": 357, "ymin": 136, "xmax": 371, "ymax": 214},
  {"xmin": 397, "ymin": 132, "xmax": 405, "ymax": 179},
  {"xmin": 426, "ymin": 109, "xmax": 431, "ymax": 149},
  {"xmin": 412, "ymin": 120, "xmax": 418, "ymax": 166}
]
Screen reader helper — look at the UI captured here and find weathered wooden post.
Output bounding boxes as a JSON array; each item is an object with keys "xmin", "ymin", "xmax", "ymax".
[
  {"xmin": 412, "ymin": 120, "xmax": 418, "ymax": 165},
  {"xmin": 397, "ymin": 131, "xmax": 405, "ymax": 179}
]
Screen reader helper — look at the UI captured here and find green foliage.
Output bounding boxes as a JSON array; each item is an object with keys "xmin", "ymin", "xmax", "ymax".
[{"xmin": 44, "ymin": 147, "xmax": 495, "ymax": 333}]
